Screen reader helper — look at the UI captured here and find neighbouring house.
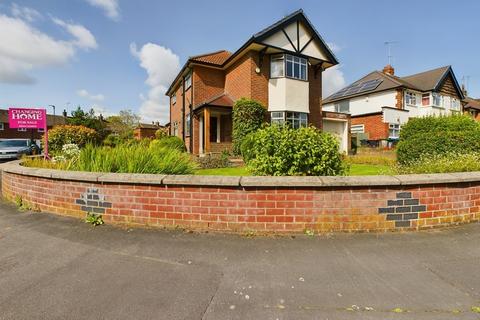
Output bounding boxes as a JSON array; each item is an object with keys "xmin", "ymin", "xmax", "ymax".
[
  {"xmin": 165, "ymin": 9, "xmax": 350, "ymax": 155},
  {"xmin": 0, "ymin": 109, "xmax": 66, "ymax": 141},
  {"xmin": 133, "ymin": 122, "xmax": 165, "ymax": 139},
  {"xmin": 323, "ymin": 65, "xmax": 465, "ymax": 147},
  {"xmin": 463, "ymin": 97, "xmax": 480, "ymax": 121}
]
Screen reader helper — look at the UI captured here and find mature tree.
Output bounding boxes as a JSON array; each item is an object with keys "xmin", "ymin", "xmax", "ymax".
[
  {"xmin": 106, "ymin": 109, "xmax": 141, "ymax": 136},
  {"xmin": 67, "ymin": 106, "xmax": 108, "ymax": 140}
]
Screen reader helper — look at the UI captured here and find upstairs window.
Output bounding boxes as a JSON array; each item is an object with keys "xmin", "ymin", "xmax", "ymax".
[
  {"xmin": 422, "ymin": 93, "xmax": 430, "ymax": 106},
  {"xmin": 270, "ymin": 55, "xmax": 284, "ymax": 78},
  {"xmin": 334, "ymin": 100, "xmax": 350, "ymax": 113},
  {"xmin": 432, "ymin": 92, "xmax": 441, "ymax": 106},
  {"xmin": 405, "ymin": 92, "xmax": 417, "ymax": 106},
  {"xmin": 185, "ymin": 73, "xmax": 192, "ymax": 89},
  {"xmin": 285, "ymin": 55, "xmax": 307, "ymax": 80},
  {"xmin": 270, "ymin": 54, "xmax": 307, "ymax": 80},
  {"xmin": 171, "ymin": 94, "xmax": 176, "ymax": 105}
]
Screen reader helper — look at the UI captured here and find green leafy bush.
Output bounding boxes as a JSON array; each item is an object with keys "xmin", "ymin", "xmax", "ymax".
[
  {"xmin": 155, "ymin": 129, "xmax": 168, "ymax": 140},
  {"xmin": 232, "ymin": 98, "xmax": 266, "ymax": 155},
  {"xmin": 397, "ymin": 115, "xmax": 480, "ymax": 164},
  {"xmin": 47, "ymin": 125, "xmax": 98, "ymax": 152},
  {"xmin": 151, "ymin": 136, "xmax": 186, "ymax": 152},
  {"xmin": 396, "ymin": 152, "xmax": 480, "ymax": 174},
  {"xmin": 242, "ymin": 125, "xmax": 347, "ymax": 176}
]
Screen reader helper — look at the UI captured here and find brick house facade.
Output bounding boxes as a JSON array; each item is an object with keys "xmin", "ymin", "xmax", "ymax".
[
  {"xmin": 166, "ymin": 10, "xmax": 350, "ymax": 155},
  {"xmin": 323, "ymin": 65, "xmax": 465, "ymax": 146}
]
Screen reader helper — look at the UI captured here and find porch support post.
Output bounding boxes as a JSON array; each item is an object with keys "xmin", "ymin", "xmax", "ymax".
[
  {"xmin": 204, "ymin": 108, "xmax": 210, "ymax": 153},
  {"xmin": 199, "ymin": 115, "xmax": 204, "ymax": 154},
  {"xmin": 216, "ymin": 115, "xmax": 221, "ymax": 143}
]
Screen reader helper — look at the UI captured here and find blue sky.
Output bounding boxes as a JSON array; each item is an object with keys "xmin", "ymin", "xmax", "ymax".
[{"xmin": 0, "ymin": 0, "xmax": 479, "ymax": 123}]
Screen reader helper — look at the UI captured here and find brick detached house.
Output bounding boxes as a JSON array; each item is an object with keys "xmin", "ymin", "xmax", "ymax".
[
  {"xmin": 323, "ymin": 65, "xmax": 465, "ymax": 146},
  {"xmin": 133, "ymin": 122, "xmax": 165, "ymax": 140},
  {"xmin": 463, "ymin": 96, "xmax": 480, "ymax": 121},
  {"xmin": 166, "ymin": 9, "xmax": 350, "ymax": 155}
]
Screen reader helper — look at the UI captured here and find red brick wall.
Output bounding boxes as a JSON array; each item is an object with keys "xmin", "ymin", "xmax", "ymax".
[
  {"xmin": 250, "ymin": 52, "xmax": 269, "ymax": 107},
  {"xmin": 225, "ymin": 52, "xmax": 253, "ymax": 101},
  {"xmin": 193, "ymin": 66, "xmax": 225, "ymax": 106},
  {"xmin": 309, "ymin": 66, "xmax": 322, "ymax": 128},
  {"xmin": 352, "ymin": 113, "xmax": 388, "ymax": 140},
  {"xmin": 0, "ymin": 124, "xmax": 54, "ymax": 140},
  {"xmin": 3, "ymin": 172, "xmax": 479, "ymax": 234}
]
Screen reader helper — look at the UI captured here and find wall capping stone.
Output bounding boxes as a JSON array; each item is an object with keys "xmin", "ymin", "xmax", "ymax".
[{"xmin": 2, "ymin": 160, "xmax": 480, "ymax": 188}]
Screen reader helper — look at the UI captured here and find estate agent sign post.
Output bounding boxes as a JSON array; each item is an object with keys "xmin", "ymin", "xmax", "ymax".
[{"xmin": 8, "ymin": 108, "xmax": 49, "ymax": 159}]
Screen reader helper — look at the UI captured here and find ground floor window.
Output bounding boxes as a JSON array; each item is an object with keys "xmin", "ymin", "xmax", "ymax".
[
  {"xmin": 389, "ymin": 123, "xmax": 400, "ymax": 139},
  {"xmin": 185, "ymin": 114, "xmax": 191, "ymax": 136},
  {"xmin": 0, "ymin": 123, "xmax": 4, "ymax": 131},
  {"xmin": 270, "ymin": 111, "xmax": 308, "ymax": 129},
  {"xmin": 351, "ymin": 124, "xmax": 364, "ymax": 134},
  {"xmin": 172, "ymin": 122, "xmax": 178, "ymax": 136}
]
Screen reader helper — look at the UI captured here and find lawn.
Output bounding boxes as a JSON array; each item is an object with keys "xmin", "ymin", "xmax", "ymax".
[{"xmin": 194, "ymin": 164, "xmax": 393, "ymax": 176}]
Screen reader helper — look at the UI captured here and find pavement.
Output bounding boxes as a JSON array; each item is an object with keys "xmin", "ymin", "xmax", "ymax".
[{"xmin": 1, "ymin": 203, "xmax": 480, "ymax": 320}]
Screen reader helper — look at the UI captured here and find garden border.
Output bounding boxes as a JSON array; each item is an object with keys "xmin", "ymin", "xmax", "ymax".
[{"xmin": 2, "ymin": 161, "xmax": 480, "ymax": 233}]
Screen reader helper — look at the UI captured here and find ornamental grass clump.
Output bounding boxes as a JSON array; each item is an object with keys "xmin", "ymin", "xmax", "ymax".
[
  {"xmin": 395, "ymin": 152, "xmax": 480, "ymax": 174},
  {"xmin": 241, "ymin": 125, "xmax": 348, "ymax": 176}
]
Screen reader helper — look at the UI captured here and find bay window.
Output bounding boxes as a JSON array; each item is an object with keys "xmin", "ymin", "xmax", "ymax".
[
  {"xmin": 270, "ymin": 111, "xmax": 308, "ymax": 129},
  {"xmin": 270, "ymin": 54, "xmax": 307, "ymax": 80}
]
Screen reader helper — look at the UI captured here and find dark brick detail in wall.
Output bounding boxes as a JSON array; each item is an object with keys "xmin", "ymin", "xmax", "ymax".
[
  {"xmin": 75, "ymin": 188, "xmax": 111, "ymax": 215},
  {"xmin": 378, "ymin": 192, "xmax": 426, "ymax": 228}
]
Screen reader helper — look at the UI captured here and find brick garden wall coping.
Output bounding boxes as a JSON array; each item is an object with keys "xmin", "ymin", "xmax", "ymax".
[
  {"xmin": 2, "ymin": 160, "xmax": 480, "ymax": 233},
  {"xmin": 3, "ymin": 160, "xmax": 480, "ymax": 187}
]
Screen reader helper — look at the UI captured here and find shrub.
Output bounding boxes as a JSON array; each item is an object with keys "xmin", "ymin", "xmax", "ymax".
[
  {"xmin": 396, "ymin": 152, "xmax": 480, "ymax": 174},
  {"xmin": 196, "ymin": 152, "xmax": 230, "ymax": 169},
  {"xmin": 151, "ymin": 136, "xmax": 186, "ymax": 152},
  {"xmin": 397, "ymin": 115, "xmax": 480, "ymax": 164},
  {"xmin": 243, "ymin": 125, "xmax": 347, "ymax": 176},
  {"xmin": 155, "ymin": 129, "xmax": 168, "ymax": 140},
  {"xmin": 47, "ymin": 125, "xmax": 98, "ymax": 152},
  {"xmin": 232, "ymin": 98, "xmax": 266, "ymax": 155}
]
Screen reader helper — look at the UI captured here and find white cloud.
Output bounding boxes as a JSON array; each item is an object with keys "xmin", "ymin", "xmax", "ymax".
[
  {"xmin": 85, "ymin": 0, "xmax": 120, "ymax": 21},
  {"xmin": 77, "ymin": 89, "xmax": 105, "ymax": 102},
  {"xmin": 0, "ymin": 12, "xmax": 97, "ymax": 84},
  {"xmin": 11, "ymin": 3, "xmax": 42, "ymax": 22},
  {"xmin": 130, "ymin": 42, "xmax": 180, "ymax": 123},
  {"xmin": 327, "ymin": 42, "xmax": 342, "ymax": 54},
  {"xmin": 323, "ymin": 65, "xmax": 347, "ymax": 98},
  {"xmin": 52, "ymin": 18, "xmax": 98, "ymax": 50}
]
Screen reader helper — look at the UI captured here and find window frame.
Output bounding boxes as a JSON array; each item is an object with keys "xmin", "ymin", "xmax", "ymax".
[
  {"xmin": 351, "ymin": 124, "xmax": 365, "ymax": 134},
  {"xmin": 184, "ymin": 73, "xmax": 192, "ymax": 89},
  {"xmin": 388, "ymin": 123, "xmax": 400, "ymax": 139},
  {"xmin": 432, "ymin": 92, "xmax": 441, "ymax": 107},
  {"xmin": 0, "ymin": 123, "xmax": 4, "ymax": 131},
  {"xmin": 334, "ymin": 100, "xmax": 350, "ymax": 113},
  {"xmin": 405, "ymin": 91, "xmax": 417, "ymax": 106},
  {"xmin": 270, "ymin": 54, "xmax": 308, "ymax": 81},
  {"xmin": 270, "ymin": 111, "xmax": 308, "ymax": 129},
  {"xmin": 171, "ymin": 94, "xmax": 177, "ymax": 105},
  {"xmin": 17, "ymin": 128, "xmax": 27, "ymax": 132},
  {"xmin": 185, "ymin": 114, "xmax": 191, "ymax": 137}
]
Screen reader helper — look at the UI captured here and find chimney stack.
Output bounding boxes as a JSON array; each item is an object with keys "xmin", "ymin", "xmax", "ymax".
[{"xmin": 382, "ymin": 64, "xmax": 395, "ymax": 76}]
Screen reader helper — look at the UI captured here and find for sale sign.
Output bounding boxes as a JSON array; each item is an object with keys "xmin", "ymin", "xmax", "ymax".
[{"xmin": 8, "ymin": 108, "xmax": 47, "ymax": 129}]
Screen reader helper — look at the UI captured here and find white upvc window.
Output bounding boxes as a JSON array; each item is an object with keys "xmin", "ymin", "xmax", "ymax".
[
  {"xmin": 270, "ymin": 54, "xmax": 307, "ymax": 80},
  {"xmin": 0, "ymin": 123, "xmax": 4, "ymax": 131},
  {"xmin": 18, "ymin": 128, "xmax": 27, "ymax": 132},
  {"xmin": 184, "ymin": 73, "xmax": 192, "ymax": 89},
  {"xmin": 172, "ymin": 94, "xmax": 177, "ymax": 105},
  {"xmin": 432, "ymin": 92, "xmax": 441, "ymax": 106},
  {"xmin": 172, "ymin": 122, "xmax": 178, "ymax": 136},
  {"xmin": 270, "ymin": 54, "xmax": 285, "ymax": 78},
  {"xmin": 351, "ymin": 124, "xmax": 365, "ymax": 134},
  {"xmin": 334, "ymin": 100, "xmax": 350, "ymax": 113},
  {"xmin": 442, "ymin": 95, "xmax": 450, "ymax": 109},
  {"xmin": 270, "ymin": 111, "xmax": 308, "ymax": 129},
  {"xmin": 405, "ymin": 92, "xmax": 417, "ymax": 106},
  {"xmin": 185, "ymin": 114, "xmax": 191, "ymax": 136},
  {"xmin": 389, "ymin": 123, "xmax": 400, "ymax": 139},
  {"xmin": 451, "ymin": 98, "xmax": 460, "ymax": 111}
]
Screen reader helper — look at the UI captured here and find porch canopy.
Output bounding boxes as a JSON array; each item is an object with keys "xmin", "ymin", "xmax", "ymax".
[{"xmin": 194, "ymin": 94, "xmax": 234, "ymax": 154}]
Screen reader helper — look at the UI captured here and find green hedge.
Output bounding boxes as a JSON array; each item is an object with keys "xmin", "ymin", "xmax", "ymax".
[
  {"xmin": 241, "ymin": 125, "xmax": 347, "ymax": 176},
  {"xmin": 397, "ymin": 115, "xmax": 480, "ymax": 164},
  {"xmin": 232, "ymin": 98, "xmax": 266, "ymax": 155}
]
